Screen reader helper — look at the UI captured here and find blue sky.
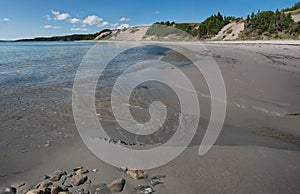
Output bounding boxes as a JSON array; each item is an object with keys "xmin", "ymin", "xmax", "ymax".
[{"xmin": 0, "ymin": 0, "xmax": 299, "ymax": 40}]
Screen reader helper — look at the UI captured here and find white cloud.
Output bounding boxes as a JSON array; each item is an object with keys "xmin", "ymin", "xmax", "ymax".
[
  {"xmin": 118, "ymin": 17, "xmax": 131, "ymax": 22},
  {"xmin": 51, "ymin": 10, "xmax": 70, "ymax": 21},
  {"xmin": 97, "ymin": 21, "xmax": 110, "ymax": 28},
  {"xmin": 71, "ymin": 27, "xmax": 89, "ymax": 32},
  {"xmin": 3, "ymin": 18, "xmax": 10, "ymax": 22},
  {"xmin": 43, "ymin": 25, "xmax": 61, "ymax": 29},
  {"xmin": 117, "ymin": 24, "xmax": 130, "ymax": 29},
  {"xmin": 69, "ymin": 18, "xmax": 81, "ymax": 24},
  {"xmin": 154, "ymin": 11, "xmax": 160, "ymax": 14},
  {"xmin": 83, "ymin": 15, "xmax": 103, "ymax": 26}
]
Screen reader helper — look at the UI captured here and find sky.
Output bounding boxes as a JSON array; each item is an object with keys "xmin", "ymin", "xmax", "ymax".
[{"xmin": 0, "ymin": 0, "xmax": 299, "ymax": 40}]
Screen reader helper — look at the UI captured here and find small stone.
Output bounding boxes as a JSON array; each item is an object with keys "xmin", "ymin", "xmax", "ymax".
[
  {"xmin": 76, "ymin": 168, "xmax": 89, "ymax": 175},
  {"xmin": 136, "ymin": 185, "xmax": 154, "ymax": 194},
  {"xmin": 0, "ymin": 187, "xmax": 16, "ymax": 194},
  {"xmin": 70, "ymin": 175, "xmax": 87, "ymax": 186},
  {"xmin": 58, "ymin": 192, "xmax": 71, "ymax": 194},
  {"xmin": 127, "ymin": 169, "xmax": 148, "ymax": 180},
  {"xmin": 50, "ymin": 185, "xmax": 63, "ymax": 194},
  {"xmin": 49, "ymin": 170, "xmax": 67, "ymax": 182},
  {"xmin": 11, "ymin": 182, "xmax": 25, "ymax": 188},
  {"xmin": 107, "ymin": 178, "xmax": 125, "ymax": 192},
  {"xmin": 119, "ymin": 167, "xmax": 127, "ymax": 172},
  {"xmin": 149, "ymin": 180, "xmax": 164, "ymax": 187},
  {"xmin": 92, "ymin": 169, "xmax": 98, "ymax": 172}
]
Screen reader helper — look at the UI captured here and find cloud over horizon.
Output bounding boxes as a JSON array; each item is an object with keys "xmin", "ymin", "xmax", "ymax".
[
  {"xmin": 83, "ymin": 15, "xmax": 103, "ymax": 25},
  {"xmin": 51, "ymin": 10, "xmax": 70, "ymax": 21},
  {"xmin": 118, "ymin": 17, "xmax": 131, "ymax": 22}
]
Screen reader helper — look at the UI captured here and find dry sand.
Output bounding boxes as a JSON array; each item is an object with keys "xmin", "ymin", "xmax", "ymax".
[{"xmin": 1, "ymin": 41, "xmax": 300, "ymax": 193}]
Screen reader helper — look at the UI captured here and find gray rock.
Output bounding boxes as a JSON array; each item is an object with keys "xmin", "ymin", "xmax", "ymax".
[
  {"xmin": 0, "ymin": 187, "xmax": 16, "ymax": 194},
  {"xmin": 73, "ymin": 166, "xmax": 83, "ymax": 171},
  {"xmin": 136, "ymin": 186, "xmax": 154, "ymax": 194},
  {"xmin": 49, "ymin": 170, "xmax": 67, "ymax": 182},
  {"xmin": 108, "ymin": 178, "xmax": 125, "ymax": 192},
  {"xmin": 151, "ymin": 175, "xmax": 166, "ymax": 180}
]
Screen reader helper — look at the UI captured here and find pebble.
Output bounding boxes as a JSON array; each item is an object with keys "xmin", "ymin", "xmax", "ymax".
[
  {"xmin": 149, "ymin": 180, "xmax": 164, "ymax": 187},
  {"xmin": 136, "ymin": 185, "xmax": 154, "ymax": 194},
  {"xmin": 91, "ymin": 169, "xmax": 98, "ymax": 172},
  {"xmin": 107, "ymin": 178, "xmax": 126, "ymax": 192},
  {"xmin": 126, "ymin": 169, "xmax": 148, "ymax": 180}
]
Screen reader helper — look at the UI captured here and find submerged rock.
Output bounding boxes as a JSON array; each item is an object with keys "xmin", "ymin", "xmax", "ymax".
[
  {"xmin": 107, "ymin": 178, "xmax": 125, "ymax": 192},
  {"xmin": 11, "ymin": 182, "xmax": 25, "ymax": 188},
  {"xmin": 127, "ymin": 169, "xmax": 148, "ymax": 180},
  {"xmin": 149, "ymin": 180, "xmax": 164, "ymax": 187}
]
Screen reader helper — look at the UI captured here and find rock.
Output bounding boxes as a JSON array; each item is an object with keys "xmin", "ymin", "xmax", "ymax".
[
  {"xmin": 119, "ymin": 167, "xmax": 127, "ymax": 172},
  {"xmin": 149, "ymin": 180, "xmax": 163, "ymax": 187},
  {"xmin": 49, "ymin": 170, "xmax": 67, "ymax": 182},
  {"xmin": 75, "ymin": 168, "xmax": 89, "ymax": 175},
  {"xmin": 70, "ymin": 175, "xmax": 87, "ymax": 186},
  {"xmin": 50, "ymin": 185, "xmax": 62, "ymax": 194},
  {"xmin": 151, "ymin": 175, "xmax": 166, "ymax": 180},
  {"xmin": 11, "ymin": 182, "xmax": 25, "ymax": 188},
  {"xmin": 126, "ymin": 169, "xmax": 148, "ymax": 180},
  {"xmin": 107, "ymin": 178, "xmax": 125, "ymax": 192},
  {"xmin": 0, "ymin": 187, "xmax": 16, "ymax": 194},
  {"xmin": 136, "ymin": 185, "xmax": 154, "ymax": 194},
  {"xmin": 58, "ymin": 192, "xmax": 71, "ymax": 194},
  {"xmin": 35, "ymin": 181, "xmax": 53, "ymax": 189},
  {"xmin": 25, "ymin": 188, "xmax": 50, "ymax": 194}
]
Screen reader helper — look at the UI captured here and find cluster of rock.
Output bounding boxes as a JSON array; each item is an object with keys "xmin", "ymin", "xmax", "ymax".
[{"xmin": 0, "ymin": 167, "xmax": 166, "ymax": 194}]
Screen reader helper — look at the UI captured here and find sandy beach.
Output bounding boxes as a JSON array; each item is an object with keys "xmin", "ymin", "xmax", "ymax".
[{"xmin": 0, "ymin": 41, "xmax": 300, "ymax": 193}]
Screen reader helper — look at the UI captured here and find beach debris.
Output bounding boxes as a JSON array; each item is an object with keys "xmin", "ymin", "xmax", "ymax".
[
  {"xmin": 10, "ymin": 182, "xmax": 25, "ymax": 188},
  {"xmin": 49, "ymin": 170, "xmax": 67, "ymax": 182},
  {"xmin": 50, "ymin": 185, "xmax": 63, "ymax": 194},
  {"xmin": 0, "ymin": 187, "xmax": 16, "ymax": 194},
  {"xmin": 70, "ymin": 174, "xmax": 88, "ymax": 186},
  {"xmin": 126, "ymin": 169, "xmax": 148, "ymax": 180},
  {"xmin": 136, "ymin": 185, "xmax": 154, "ymax": 194},
  {"xmin": 149, "ymin": 180, "xmax": 163, "ymax": 187},
  {"xmin": 107, "ymin": 178, "xmax": 126, "ymax": 192},
  {"xmin": 75, "ymin": 168, "xmax": 89, "ymax": 175}
]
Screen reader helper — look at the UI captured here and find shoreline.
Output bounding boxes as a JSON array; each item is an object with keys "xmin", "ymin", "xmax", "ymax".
[{"xmin": 1, "ymin": 41, "xmax": 299, "ymax": 193}]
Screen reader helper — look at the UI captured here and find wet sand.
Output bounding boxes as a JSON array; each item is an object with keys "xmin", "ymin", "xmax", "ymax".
[{"xmin": 1, "ymin": 41, "xmax": 300, "ymax": 193}]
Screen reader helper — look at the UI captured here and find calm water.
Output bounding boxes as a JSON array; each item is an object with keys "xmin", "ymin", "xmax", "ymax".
[{"xmin": 0, "ymin": 41, "xmax": 183, "ymax": 154}]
